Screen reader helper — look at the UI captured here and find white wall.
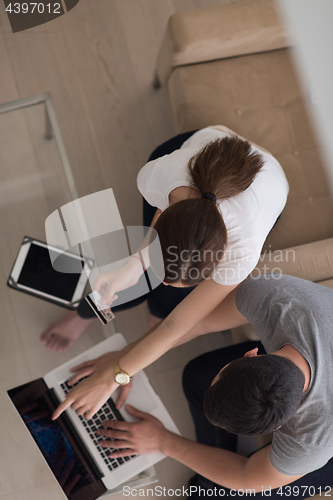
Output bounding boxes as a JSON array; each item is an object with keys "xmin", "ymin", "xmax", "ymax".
[{"xmin": 277, "ymin": 0, "xmax": 333, "ymax": 194}]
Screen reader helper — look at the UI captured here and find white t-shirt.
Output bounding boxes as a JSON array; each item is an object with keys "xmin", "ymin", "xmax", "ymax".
[{"xmin": 137, "ymin": 127, "xmax": 289, "ymax": 286}]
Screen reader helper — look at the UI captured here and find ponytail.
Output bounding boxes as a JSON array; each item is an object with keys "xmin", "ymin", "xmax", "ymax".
[
  {"xmin": 188, "ymin": 136, "xmax": 264, "ymax": 201},
  {"xmin": 150, "ymin": 136, "xmax": 264, "ymax": 286}
]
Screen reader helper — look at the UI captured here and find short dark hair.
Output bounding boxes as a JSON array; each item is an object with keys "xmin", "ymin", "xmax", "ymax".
[{"xmin": 203, "ymin": 355, "xmax": 305, "ymax": 436}]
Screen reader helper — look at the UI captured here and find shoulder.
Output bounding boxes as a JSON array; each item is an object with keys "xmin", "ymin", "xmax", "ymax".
[
  {"xmin": 136, "ymin": 149, "xmax": 193, "ymax": 210},
  {"xmin": 238, "ymin": 273, "xmax": 306, "ymax": 297},
  {"xmin": 235, "ymin": 275, "xmax": 296, "ymax": 318},
  {"xmin": 137, "ymin": 129, "xmax": 222, "ymax": 209},
  {"xmin": 181, "ymin": 127, "xmax": 230, "ymax": 147},
  {"xmin": 271, "ymin": 428, "xmax": 333, "ymax": 476},
  {"xmin": 137, "ymin": 160, "xmax": 168, "ymax": 210},
  {"xmin": 240, "ymin": 275, "xmax": 333, "ymax": 312}
]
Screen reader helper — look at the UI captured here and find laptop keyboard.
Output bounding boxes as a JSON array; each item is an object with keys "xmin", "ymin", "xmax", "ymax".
[{"xmin": 60, "ymin": 378, "xmax": 136, "ymax": 471}]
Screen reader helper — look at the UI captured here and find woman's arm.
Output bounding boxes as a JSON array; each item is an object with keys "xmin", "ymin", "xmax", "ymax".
[
  {"xmin": 52, "ymin": 278, "xmax": 239, "ymax": 420},
  {"xmin": 94, "ymin": 208, "xmax": 162, "ymax": 305},
  {"xmin": 132, "ymin": 208, "xmax": 162, "ymax": 268},
  {"xmin": 118, "ymin": 278, "xmax": 238, "ymax": 375},
  {"xmin": 171, "ymin": 282, "xmax": 249, "ymax": 347}
]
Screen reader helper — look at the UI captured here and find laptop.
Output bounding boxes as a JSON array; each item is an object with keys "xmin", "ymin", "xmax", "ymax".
[{"xmin": 7, "ymin": 333, "xmax": 179, "ymax": 499}]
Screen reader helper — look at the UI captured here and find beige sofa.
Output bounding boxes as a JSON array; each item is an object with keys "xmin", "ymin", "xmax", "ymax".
[{"xmin": 154, "ymin": 0, "xmax": 333, "ymax": 304}]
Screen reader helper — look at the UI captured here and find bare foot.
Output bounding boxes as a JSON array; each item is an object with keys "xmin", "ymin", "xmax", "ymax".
[
  {"xmin": 148, "ymin": 312, "xmax": 162, "ymax": 329},
  {"xmin": 40, "ymin": 311, "xmax": 95, "ymax": 352}
]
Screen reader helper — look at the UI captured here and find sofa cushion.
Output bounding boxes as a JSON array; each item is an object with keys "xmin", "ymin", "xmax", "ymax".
[{"xmin": 156, "ymin": 0, "xmax": 291, "ymax": 85}]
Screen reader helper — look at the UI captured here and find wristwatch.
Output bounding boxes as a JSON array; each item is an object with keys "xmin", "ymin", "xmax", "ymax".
[{"xmin": 113, "ymin": 361, "xmax": 131, "ymax": 385}]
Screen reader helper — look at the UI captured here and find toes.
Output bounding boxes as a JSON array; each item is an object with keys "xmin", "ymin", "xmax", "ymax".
[
  {"xmin": 57, "ymin": 339, "xmax": 72, "ymax": 352},
  {"xmin": 54, "ymin": 339, "xmax": 64, "ymax": 353},
  {"xmin": 45, "ymin": 334, "xmax": 72, "ymax": 352},
  {"xmin": 46, "ymin": 334, "xmax": 62, "ymax": 351},
  {"xmin": 40, "ymin": 328, "xmax": 53, "ymax": 343},
  {"xmin": 56, "ymin": 340, "xmax": 65, "ymax": 352}
]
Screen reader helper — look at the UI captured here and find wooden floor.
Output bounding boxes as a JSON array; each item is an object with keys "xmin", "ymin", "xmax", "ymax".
[{"xmin": 0, "ymin": 1, "xmax": 237, "ymax": 499}]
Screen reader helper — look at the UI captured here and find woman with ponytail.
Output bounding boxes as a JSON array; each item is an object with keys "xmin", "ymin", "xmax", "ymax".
[
  {"xmin": 150, "ymin": 130, "xmax": 275, "ymax": 289},
  {"xmin": 45, "ymin": 126, "xmax": 289, "ymax": 419}
]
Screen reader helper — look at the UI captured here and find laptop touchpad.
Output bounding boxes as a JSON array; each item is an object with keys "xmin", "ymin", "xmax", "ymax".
[{"xmin": 115, "ymin": 374, "xmax": 158, "ymax": 413}]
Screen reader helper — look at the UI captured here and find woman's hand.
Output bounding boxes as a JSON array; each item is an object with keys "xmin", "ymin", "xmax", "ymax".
[
  {"xmin": 68, "ymin": 351, "xmax": 122, "ymax": 385},
  {"xmin": 93, "ymin": 257, "xmax": 143, "ymax": 306},
  {"xmin": 67, "ymin": 351, "xmax": 133, "ymax": 409},
  {"xmin": 52, "ymin": 363, "xmax": 117, "ymax": 420},
  {"xmin": 52, "ymin": 350, "xmax": 134, "ymax": 420}
]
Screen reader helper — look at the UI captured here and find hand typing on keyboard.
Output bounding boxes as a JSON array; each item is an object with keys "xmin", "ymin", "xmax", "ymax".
[
  {"xmin": 96, "ymin": 404, "xmax": 169, "ymax": 457},
  {"xmin": 52, "ymin": 351, "xmax": 129, "ymax": 421},
  {"xmin": 68, "ymin": 351, "xmax": 132, "ymax": 410},
  {"xmin": 61, "ymin": 378, "xmax": 137, "ymax": 471}
]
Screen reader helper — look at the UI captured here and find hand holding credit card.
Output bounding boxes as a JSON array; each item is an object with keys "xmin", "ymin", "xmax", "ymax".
[{"xmin": 85, "ymin": 291, "xmax": 115, "ymax": 325}]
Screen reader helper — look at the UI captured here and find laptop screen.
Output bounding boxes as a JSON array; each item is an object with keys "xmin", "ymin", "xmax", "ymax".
[{"xmin": 8, "ymin": 379, "xmax": 106, "ymax": 500}]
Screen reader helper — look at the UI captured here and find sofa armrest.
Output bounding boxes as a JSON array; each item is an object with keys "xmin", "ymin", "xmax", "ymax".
[
  {"xmin": 255, "ymin": 238, "xmax": 333, "ymax": 283},
  {"xmin": 156, "ymin": 0, "xmax": 291, "ymax": 86}
]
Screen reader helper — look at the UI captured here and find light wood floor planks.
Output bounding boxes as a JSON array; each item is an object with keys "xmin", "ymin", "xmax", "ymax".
[{"xmin": 0, "ymin": 1, "xmax": 235, "ymax": 498}]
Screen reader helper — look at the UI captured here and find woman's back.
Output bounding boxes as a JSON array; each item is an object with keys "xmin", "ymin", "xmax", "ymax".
[{"xmin": 137, "ymin": 126, "xmax": 289, "ymax": 285}]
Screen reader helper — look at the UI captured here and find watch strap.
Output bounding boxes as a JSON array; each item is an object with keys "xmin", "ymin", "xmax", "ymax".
[
  {"xmin": 113, "ymin": 361, "xmax": 131, "ymax": 384},
  {"xmin": 113, "ymin": 360, "xmax": 121, "ymax": 376}
]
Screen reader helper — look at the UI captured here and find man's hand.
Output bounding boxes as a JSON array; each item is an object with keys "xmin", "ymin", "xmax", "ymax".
[{"xmin": 96, "ymin": 405, "xmax": 169, "ymax": 456}]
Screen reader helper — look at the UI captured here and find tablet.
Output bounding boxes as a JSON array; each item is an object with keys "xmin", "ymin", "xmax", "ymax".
[{"xmin": 7, "ymin": 236, "xmax": 94, "ymax": 309}]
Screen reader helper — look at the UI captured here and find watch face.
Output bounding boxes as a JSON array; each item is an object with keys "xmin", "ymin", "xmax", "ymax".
[{"xmin": 115, "ymin": 372, "xmax": 130, "ymax": 385}]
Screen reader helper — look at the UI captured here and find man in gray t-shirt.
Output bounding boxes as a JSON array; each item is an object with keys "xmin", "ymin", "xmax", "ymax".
[
  {"xmin": 235, "ymin": 274, "xmax": 333, "ymax": 476},
  {"xmin": 95, "ymin": 275, "xmax": 333, "ymax": 498}
]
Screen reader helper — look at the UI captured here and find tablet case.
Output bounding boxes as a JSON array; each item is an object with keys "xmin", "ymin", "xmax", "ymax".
[{"xmin": 7, "ymin": 236, "xmax": 94, "ymax": 309}]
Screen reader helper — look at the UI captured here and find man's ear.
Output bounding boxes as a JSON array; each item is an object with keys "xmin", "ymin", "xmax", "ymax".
[{"xmin": 244, "ymin": 347, "xmax": 259, "ymax": 358}]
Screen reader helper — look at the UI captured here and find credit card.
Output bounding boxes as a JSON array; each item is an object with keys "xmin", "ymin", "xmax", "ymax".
[{"xmin": 85, "ymin": 290, "xmax": 115, "ymax": 325}]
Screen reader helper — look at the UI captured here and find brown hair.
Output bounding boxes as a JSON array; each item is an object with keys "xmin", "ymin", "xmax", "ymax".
[{"xmin": 150, "ymin": 136, "xmax": 264, "ymax": 286}]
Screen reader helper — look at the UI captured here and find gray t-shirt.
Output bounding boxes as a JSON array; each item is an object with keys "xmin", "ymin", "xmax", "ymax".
[{"xmin": 236, "ymin": 274, "xmax": 333, "ymax": 476}]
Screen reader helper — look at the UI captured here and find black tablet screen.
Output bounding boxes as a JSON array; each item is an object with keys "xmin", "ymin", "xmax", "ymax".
[{"xmin": 18, "ymin": 244, "xmax": 84, "ymax": 301}]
